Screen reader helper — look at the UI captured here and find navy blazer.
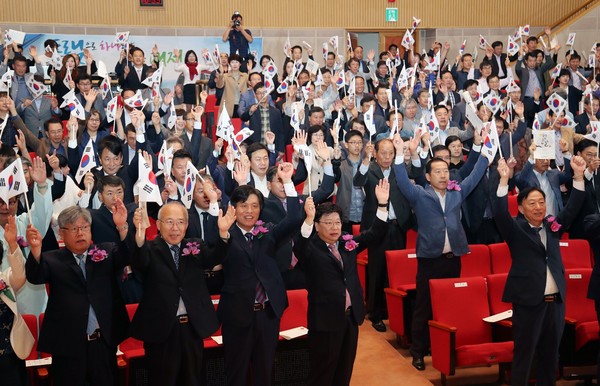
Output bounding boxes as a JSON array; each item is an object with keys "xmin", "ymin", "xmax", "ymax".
[
  {"xmin": 218, "ymin": 195, "xmax": 303, "ymax": 327},
  {"xmin": 394, "ymin": 155, "xmax": 488, "ymax": 258},
  {"xmin": 494, "ymin": 185, "xmax": 585, "ymax": 306},
  {"xmin": 26, "ymin": 241, "xmax": 130, "ymax": 356},
  {"xmin": 293, "ymin": 216, "xmax": 387, "ymax": 331}
]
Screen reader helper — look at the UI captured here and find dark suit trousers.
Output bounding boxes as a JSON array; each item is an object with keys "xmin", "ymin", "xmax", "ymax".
[
  {"xmin": 308, "ymin": 314, "xmax": 359, "ymax": 386},
  {"xmin": 222, "ymin": 303, "xmax": 280, "ymax": 386},
  {"xmin": 511, "ymin": 301, "xmax": 564, "ymax": 386},
  {"xmin": 410, "ymin": 256, "xmax": 461, "ymax": 359},
  {"xmin": 367, "ymin": 221, "xmax": 406, "ymax": 322},
  {"xmin": 144, "ymin": 319, "xmax": 204, "ymax": 386},
  {"xmin": 52, "ymin": 338, "xmax": 117, "ymax": 386},
  {"xmin": 0, "ymin": 352, "xmax": 27, "ymax": 386}
]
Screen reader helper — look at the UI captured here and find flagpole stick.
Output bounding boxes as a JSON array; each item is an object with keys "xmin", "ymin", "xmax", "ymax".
[
  {"xmin": 23, "ymin": 190, "xmax": 34, "ymax": 226},
  {"xmin": 308, "ymin": 175, "xmax": 312, "ymax": 197},
  {"xmin": 509, "ymin": 131, "xmax": 513, "ymax": 158}
]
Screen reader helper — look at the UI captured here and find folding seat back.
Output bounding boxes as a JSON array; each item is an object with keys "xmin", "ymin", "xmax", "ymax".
[
  {"xmin": 460, "ymin": 244, "xmax": 491, "ymax": 278},
  {"xmin": 386, "ymin": 249, "xmax": 417, "ymax": 292},
  {"xmin": 560, "ymin": 240, "xmax": 592, "ymax": 269},
  {"xmin": 488, "ymin": 243, "xmax": 512, "ymax": 274}
]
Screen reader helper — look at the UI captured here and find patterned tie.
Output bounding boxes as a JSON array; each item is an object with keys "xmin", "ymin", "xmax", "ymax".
[
  {"xmin": 246, "ymin": 232, "xmax": 267, "ymax": 304},
  {"xmin": 201, "ymin": 212, "xmax": 209, "ymax": 240},
  {"xmin": 327, "ymin": 244, "xmax": 352, "ymax": 310},
  {"xmin": 170, "ymin": 245, "xmax": 180, "ymax": 269},
  {"xmin": 77, "ymin": 254, "xmax": 99, "ymax": 334}
]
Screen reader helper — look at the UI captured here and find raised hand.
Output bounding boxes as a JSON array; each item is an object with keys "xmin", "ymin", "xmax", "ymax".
[
  {"xmin": 203, "ymin": 180, "xmax": 218, "ymax": 203},
  {"xmin": 26, "ymin": 225, "xmax": 43, "ymax": 260},
  {"xmin": 392, "ymin": 133, "xmax": 404, "ymax": 154},
  {"xmin": 375, "ymin": 178, "xmax": 390, "ymax": 205},
  {"xmin": 133, "ymin": 206, "xmax": 148, "ymax": 246},
  {"xmin": 31, "ymin": 156, "xmax": 47, "ymax": 185},
  {"xmin": 112, "ymin": 198, "xmax": 128, "ymax": 228},
  {"xmin": 265, "ymin": 131, "xmax": 275, "ymax": 145},
  {"xmin": 217, "ymin": 205, "xmax": 236, "ymax": 237},
  {"xmin": 192, "ymin": 105, "xmax": 204, "ymax": 121},
  {"xmin": 278, "ymin": 162, "xmax": 294, "ymax": 183},
  {"xmin": 303, "ymin": 196, "xmax": 315, "ymax": 223},
  {"xmin": 4, "ymin": 215, "xmax": 18, "ymax": 253},
  {"xmin": 46, "ymin": 150, "xmax": 60, "ymax": 172},
  {"xmin": 314, "ymin": 141, "xmax": 331, "ymax": 162},
  {"xmin": 497, "ymin": 158, "xmax": 510, "ymax": 180},
  {"xmin": 571, "ymin": 155, "xmax": 586, "ymax": 177},
  {"xmin": 233, "ymin": 161, "xmax": 249, "ymax": 185}
]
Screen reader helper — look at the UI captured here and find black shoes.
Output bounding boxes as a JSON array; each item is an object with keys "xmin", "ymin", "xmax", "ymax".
[
  {"xmin": 371, "ymin": 320, "xmax": 386, "ymax": 332},
  {"xmin": 412, "ymin": 356, "xmax": 425, "ymax": 371}
]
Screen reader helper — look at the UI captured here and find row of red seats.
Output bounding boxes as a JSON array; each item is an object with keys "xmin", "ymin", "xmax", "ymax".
[
  {"xmin": 22, "ymin": 289, "xmax": 308, "ymax": 386},
  {"xmin": 428, "ymin": 269, "xmax": 598, "ymax": 384},
  {"xmin": 384, "ymin": 239, "xmax": 592, "ymax": 348}
]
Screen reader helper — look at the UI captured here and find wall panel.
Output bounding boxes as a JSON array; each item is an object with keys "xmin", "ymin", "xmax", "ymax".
[{"xmin": 1, "ymin": 0, "xmax": 593, "ymax": 29}]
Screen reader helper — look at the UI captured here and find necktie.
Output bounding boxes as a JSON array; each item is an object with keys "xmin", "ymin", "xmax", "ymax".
[
  {"xmin": 77, "ymin": 254, "xmax": 99, "ymax": 334},
  {"xmin": 246, "ymin": 232, "xmax": 267, "ymax": 304},
  {"xmin": 328, "ymin": 244, "xmax": 352, "ymax": 310},
  {"xmin": 201, "ymin": 212, "xmax": 209, "ymax": 240},
  {"xmin": 170, "ymin": 245, "xmax": 180, "ymax": 269}
]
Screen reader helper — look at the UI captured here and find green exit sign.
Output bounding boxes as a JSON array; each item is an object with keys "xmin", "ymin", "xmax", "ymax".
[{"xmin": 386, "ymin": 8, "xmax": 398, "ymax": 22}]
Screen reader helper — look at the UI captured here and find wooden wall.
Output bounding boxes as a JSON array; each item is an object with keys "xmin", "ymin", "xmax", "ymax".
[{"xmin": 1, "ymin": 0, "xmax": 592, "ymax": 29}]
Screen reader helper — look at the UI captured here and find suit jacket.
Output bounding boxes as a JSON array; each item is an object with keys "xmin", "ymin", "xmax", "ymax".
[
  {"xmin": 489, "ymin": 53, "xmax": 508, "ymax": 78},
  {"xmin": 19, "ymin": 96, "xmax": 59, "ymax": 136},
  {"xmin": 353, "ymin": 161, "xmax": 412, "ymax": 230},
  {"xmin": 115, "ymin": 62, "xmax": 153, "ymax": 90},
  {"xmin": 261, "ymin": 172, "xmax": 335, "ymax": 272},
  {"xmin": 515, "ymin": 56, "xmax": 555, "ymax": 99},
  {"xmin": 575, "ymin": 112, "xmax": 596, "ymax": 135},
  {"xmin": 25, "ymin": 242, "xmax": 130, "ymax": 356},
  {"xmin": 514, "ymin": 159, "xmax": 572, "ymax": 212},
  {"xmin": 186, "ymin": 206, "xmax": 219, "ymax": 247},
  {"xmin": 293, "ymin": 216, "xmax": 388, "ymax": 331},
  {"xmin": 240, "ymin": 105, "xmax": 285, "ymax": 152},
  {"xmin": 569, "ymin": 174, "xmax": 600, "ymax": 239},
  {"xmin": 130, "ymin": 237, "xmax": 225, "ymax": 342},
  {"xmin": 216, "ymin": 72, "xmax": 249, "ymax": 119},
  {"xmin": 218, "ymin": 196, "xmax": 302, "ymax": 327},
  {"xmin": 494, "ymin": 185, "xmax": 585, "ymax": 305},
  {"xmin": 394, "ymin": 156, "xmax": 488, "ymax": 258},
  {"xmin": 180, "ymin": 129, "xmax": 214, "ymax": 170}
]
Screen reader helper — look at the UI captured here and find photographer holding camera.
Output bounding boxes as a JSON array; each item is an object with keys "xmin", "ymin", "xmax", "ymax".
[{"xmin": 222, "ymin": 12, "xmax": 253, "ymax": 61}]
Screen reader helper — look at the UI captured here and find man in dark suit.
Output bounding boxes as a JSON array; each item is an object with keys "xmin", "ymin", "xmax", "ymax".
[
  {"xmin": 130, "ymin": 200, "xmax": 235, "ymax": 386},
  {"xmin": 115, "ymin": 47, "xmax": 156, "ymax": 90},
  {"xmin": 89, "ymin": 175, "xmax": 141, "ymax": 304},
  {"xmin": 494, "ymin": 155, "xmax": 586, "ymax": 385},
  {"xmin": 180, "ymin": 107, "xmax": 214, "ymax": 170},
  {"xmin": 219, "ymin": 163, "xmax": 302, "ymax": 386},
  {"xmin": 261, "ymin": 153, "xmax": 335, "ymax": 290},
  {"xmin": 185, "ymin": 175, "xmax": 226, "ymax": 294},
  {"xmin": 575, "ymin": 95, "xmax": 600, "ymax": 135},
  {"xmin": 293, "ymin": 180, "xmax": 388, "ymax": 386},
  {"xmin": 515, "ymin": 52, "xmax": 555, "ymax": 121},
  {"xmin": 25, "ymin": 204, "xmax": 131, "ymax": 386},
  {"xmin": 354, "ymin": 137, "xmax": 413, "ymax": 332},
  {"xmin": 240, "ymin": 82, "xmax": 285, "ymax": 153},
  {"xmin": 392, "ymin": 132, "xmax": 489, "ymax": 370},
  {"xmin": 487, "ymin": 41, "xmax": 509, "ymax": 79}
]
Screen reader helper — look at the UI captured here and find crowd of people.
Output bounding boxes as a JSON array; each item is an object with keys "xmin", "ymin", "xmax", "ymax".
[{"xmin": 0, "ymin": 13, "xmax": 600, "ymax": 386}]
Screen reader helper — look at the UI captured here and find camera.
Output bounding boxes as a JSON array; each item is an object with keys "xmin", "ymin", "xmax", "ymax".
[{"xmin": 231, "ymin": 11, "xmax": 242, "ymax": 27}]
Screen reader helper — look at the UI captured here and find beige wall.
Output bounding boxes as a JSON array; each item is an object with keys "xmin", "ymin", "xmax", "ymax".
[{"xmin": 0, "ymin": 0, "xmax": 592, "ymax": 29}]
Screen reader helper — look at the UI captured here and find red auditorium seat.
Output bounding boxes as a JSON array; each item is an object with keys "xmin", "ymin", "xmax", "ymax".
[
  {"xmin": 561, "ymin": 268, "xmax": 598, "ymax": 375},
  {"xmin": 384, "ymin": 249, "xmax": 417, "ymax": 347},
  {"xmin": 507, "ymin": 194, "xmax": 518, "ymax": 217},
  {"xmin": 488, "ymin": 243, "xmax": 512, "ymax": 274},
  {"xmin": 559, "ymin": 239, "xmax": 592, "ymax": 269},
  {"xmin": 352, "ymin": 224, "xmax": 368, "ymax": 302},
  {"xmin": 460, "ymin": 244, "xmax": 491, "ymax": 278},
  {"xmin": 406, "ymin": 229, "xmax": 417, "ymax": 249},
  {"xmin": 429, "ymin": 276, "xmax": 513, "ymax": 385}
]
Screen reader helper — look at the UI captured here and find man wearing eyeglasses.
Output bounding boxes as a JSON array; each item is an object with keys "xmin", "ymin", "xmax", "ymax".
[
  {"xmin": 130, "ymin": 199, "xmax": 236, "ymax": 386},
  {"xmin": 25, "ymin": 203, "xmax": 131, "ymax": 386},
  {"xmin": 294, "ymin": 180, "xmax": 388, "ymax": 386}
]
